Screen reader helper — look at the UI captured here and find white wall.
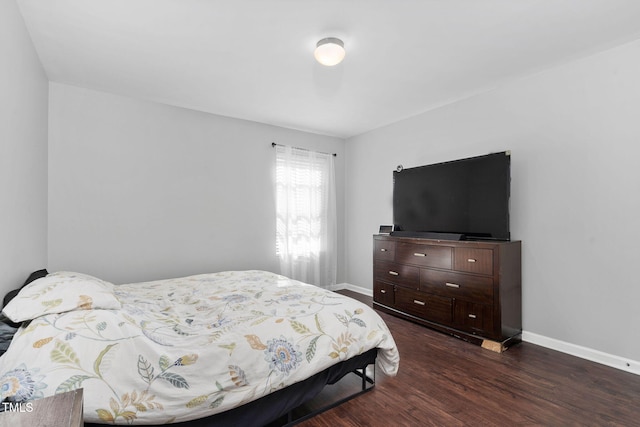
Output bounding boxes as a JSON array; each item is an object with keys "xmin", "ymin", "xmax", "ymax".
[
  {"xmin": 345, "ymin": 39, "xmax": 640, "ymax": 364},
  {"xmin": 0, "ymin": 0, "xmax": 48, "ymax": 296},
  {"xmin": 48, "ymin": 83, "xmax": 345, "ymax": 285}
]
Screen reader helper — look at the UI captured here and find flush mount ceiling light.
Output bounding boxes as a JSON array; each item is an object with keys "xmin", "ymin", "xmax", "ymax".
[{"xmin": 314, "ymin": 37, "xmax": 345, "ymax": 66}]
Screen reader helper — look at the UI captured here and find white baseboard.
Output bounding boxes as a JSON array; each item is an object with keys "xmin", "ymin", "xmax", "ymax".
[
  {"xmin": 332, "ymin": 282, "xmax": 373, "ymax": 297},
  {"xmin": 522, "ymin": 331, "xmax": 640, "ymax": 376}
]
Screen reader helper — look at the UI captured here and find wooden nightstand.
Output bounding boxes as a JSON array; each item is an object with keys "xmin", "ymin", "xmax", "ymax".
[{"xmin": 0, "ymin": 388, "xmax": 83, "ymax": 427}]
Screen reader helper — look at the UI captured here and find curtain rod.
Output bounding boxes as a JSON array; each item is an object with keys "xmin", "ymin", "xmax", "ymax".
[{"xmin": 271, "ymin": 142, "xmax": 337, "ymax": 157}]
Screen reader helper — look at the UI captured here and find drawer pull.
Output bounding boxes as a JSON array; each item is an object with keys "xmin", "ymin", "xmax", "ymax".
[
  {"xmin": 467, "ymin": 258, "xmax": 477, "ymax": 263},
  {"xmin": 380, "ymin": 289, "xmax": 387, "ymax": 294},
  {"xmin": 388, "ymin": 271, "xmax": 399, "ymax": 276},
  {"xmin": 413, "ymin": 252, "xmax": 426, "ymax": 257},
  {"xmin": 445, "ymin": 282, "xmax": 460, "ymax": 288},
  {"xmin": 380, "ymin": 248, "xmax": 387, "ymax": 252},
  {"xmin": 468, "ymin": 314, "xmax": 477, "ymax": 319},
  {"xmin": 413, "ymin": 300, "xmax": 426, "ymax": 306}
]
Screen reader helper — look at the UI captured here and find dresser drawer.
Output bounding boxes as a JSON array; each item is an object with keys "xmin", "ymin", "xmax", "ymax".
[
  {"xmin": 373, "ymin": 281, "xmax": 394, "ymax": 306},
  {"xmin": 396, "ymin": 288, "xmax": 452, "ymax": 323},
  {"xmin": 396, "ymin": 242, "xmax": 452, "ymax": 269},
  {"xmin": 374, "ymin": 261, "xmax": 419, "ymax": 289},
  {"xmin": 454, "ymin": 248, "xmax": 493, "ymax": 275},
  {"xmin": 453, "ymin": 300, "xmax": 495, "ymax": 336},
  {"xmin": 420, "ymin": 269, "xmax": 493, "ymax": 304},
  {"xmin": 374, "ymin": 239, "xmax": 396, "ymax": 261}
]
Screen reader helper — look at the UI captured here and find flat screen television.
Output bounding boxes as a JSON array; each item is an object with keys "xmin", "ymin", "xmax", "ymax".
[{"xmin": 392, "ymin": 151, "xmax": 511, "ymax": 241}]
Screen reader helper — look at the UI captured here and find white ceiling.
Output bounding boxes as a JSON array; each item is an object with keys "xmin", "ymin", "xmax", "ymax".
[{"xmin": 17, "ymin": 0, "xmax": 640, "ymax": 138}]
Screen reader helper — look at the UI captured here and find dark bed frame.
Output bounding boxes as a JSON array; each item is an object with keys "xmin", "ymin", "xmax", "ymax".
[{"xmin": 5, "ymin": 270, "xmax": 378, "ymax": 427}]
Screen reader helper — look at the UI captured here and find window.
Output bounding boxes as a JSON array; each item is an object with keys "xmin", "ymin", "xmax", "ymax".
[{"xmin": 274, "ymin": 145, "xmax": 336, "ymax": 287}]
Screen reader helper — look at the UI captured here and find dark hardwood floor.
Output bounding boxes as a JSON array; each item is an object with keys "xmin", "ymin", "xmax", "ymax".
[{"xmin": 297, "ymin": 290, "xmax": 640, "ymax": 426}]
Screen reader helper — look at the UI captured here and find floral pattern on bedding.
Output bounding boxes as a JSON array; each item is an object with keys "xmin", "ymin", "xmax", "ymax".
[{"xmin": 0, "ymin": 270, "xmax": 399, "ymax": 424}]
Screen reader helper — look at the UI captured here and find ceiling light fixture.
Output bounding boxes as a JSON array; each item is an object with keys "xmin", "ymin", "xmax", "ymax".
[{"xmin": 314, "ymin": 37, "xmax": 345, "ymax": 66}]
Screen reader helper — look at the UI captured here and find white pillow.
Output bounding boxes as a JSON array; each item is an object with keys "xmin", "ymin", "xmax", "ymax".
[{"xmin": 2, "ymin": 271, "xmax": 121, "ymax": 322}]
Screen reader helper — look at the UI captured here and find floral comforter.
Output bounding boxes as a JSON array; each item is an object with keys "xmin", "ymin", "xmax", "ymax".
[{"xmin": 0, "ymin": 270, "xmax": 399, "ymax": 424}]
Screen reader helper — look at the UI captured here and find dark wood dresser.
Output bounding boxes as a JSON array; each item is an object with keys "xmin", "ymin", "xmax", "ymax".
[{"xmin": 373, "ymin": 234, "xmax": 521, "ymax": 352}]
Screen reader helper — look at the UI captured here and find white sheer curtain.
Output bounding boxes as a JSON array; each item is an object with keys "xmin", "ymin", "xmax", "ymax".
[{"xmin": 274, "ymin": 145, "xmax": 337, "ymax": 287}]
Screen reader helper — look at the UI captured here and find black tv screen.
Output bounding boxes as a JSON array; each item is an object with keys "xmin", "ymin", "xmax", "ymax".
[{"xmin": 392, "ymin": 151, "xmax": 511, "ymax": 240}]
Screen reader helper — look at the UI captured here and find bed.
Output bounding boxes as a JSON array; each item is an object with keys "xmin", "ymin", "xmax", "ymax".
[{"xmin": 0, "ymin": 270, "xmax": 399, "ymax": 425}]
